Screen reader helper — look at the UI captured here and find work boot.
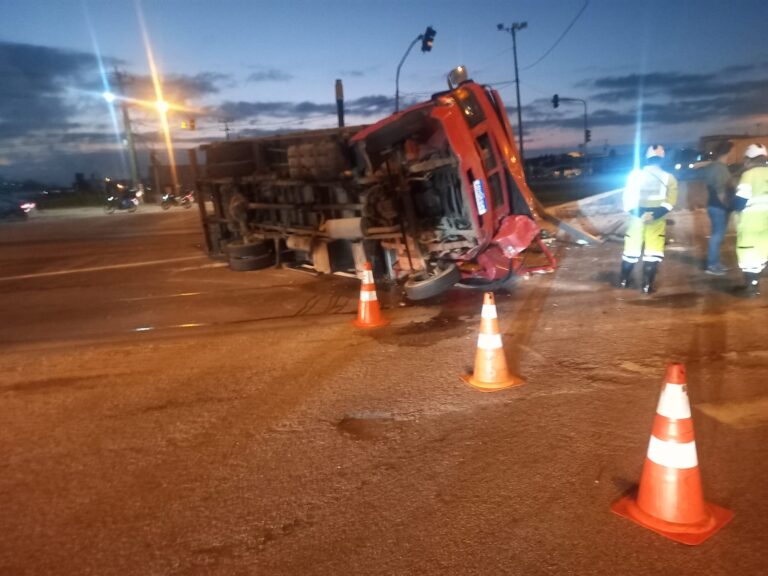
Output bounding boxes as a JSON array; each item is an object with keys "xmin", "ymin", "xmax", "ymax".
[
  {"xmin": 735, "ymin": 272, "xmax": 761, "ymax": 297},
  {"xmin": 705, "ymin": 263, "xmax": 729, "ymax": 276},
  {"xmin": 641, "ymin": 261, "xmax": 658, "ymax": 294},
  {"xmin": 618, "ymin": 261, "xmax": 635, "ymax": 288}
]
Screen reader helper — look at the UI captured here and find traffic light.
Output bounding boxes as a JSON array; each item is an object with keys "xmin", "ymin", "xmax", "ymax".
[
  {"xmin": 421, "ymin": 26, "xmax": 436, "ymax": 52},
  {"xmin": 585, "ymin": 129, "xmax": 592, "ymax": 143},
  {"xmin": 189, "ymin": 118, "xmax": 196, "ymax": 130},
  {"xmin": 181, "ymin": 120, "xmax": 189, "ymax": 129},
  {"xmin": 552, "ymin": 94, "xmax": 559, "ymax": 108}
]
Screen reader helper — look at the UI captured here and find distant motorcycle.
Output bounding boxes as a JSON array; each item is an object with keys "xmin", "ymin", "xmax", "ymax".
[
  {"xmin": 104, "ymin": 191, "xmax": 139, "ymax": 214},
  {"xmin": 161, "ymin": 190, "xmax": 194, "ymax": 210}
]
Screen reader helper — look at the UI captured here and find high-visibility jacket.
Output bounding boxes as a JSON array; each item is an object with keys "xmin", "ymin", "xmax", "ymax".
[
  {"xmin": 734, "ymin": 165, "xmax": 768, "ymax": 273},
  {"xmin": 621, "ymin": 165, "xmax": 678, "ymax": 263},
  {"xmin": 623, "ymin": 165, "xmax": 678, "ymax": 215}
]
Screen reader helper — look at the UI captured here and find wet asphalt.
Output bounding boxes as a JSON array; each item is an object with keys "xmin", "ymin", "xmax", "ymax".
[{"xmin": 0, "ymin": 205, "xmax": 766, "ymax": 575}]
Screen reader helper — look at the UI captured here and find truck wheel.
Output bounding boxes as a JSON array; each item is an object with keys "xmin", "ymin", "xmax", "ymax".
[
  {"xmin": 404, "ymin": 263, "xmax": 461, "ymax": 300},
  {"xmin": 224, "ymin": 240, "xmax": 271, "ymax": 258},
  {"xmin": 228, "ymin": 252, "xmax": 275, "ymax": 272}
]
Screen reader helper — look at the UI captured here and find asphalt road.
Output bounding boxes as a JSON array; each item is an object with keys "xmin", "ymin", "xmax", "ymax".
[{"xmin": 0, "ymin": 205, "xmax": 766, "ymax": 575}]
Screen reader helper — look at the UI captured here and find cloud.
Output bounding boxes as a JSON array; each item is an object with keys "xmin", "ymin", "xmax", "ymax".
[
  {"xmin": 216, "ymin": 94, "xmax": 394, "ymax": 122},
  {"xmin": 0, "ymin": 40, "xmax": 105, "ymax": 138},
  {"xmin": 583, "ymin": 67, "xmax": 766, "ymax": 105},
  {"xmin": 340, "ymin": 70, "xmax": 366, "ymax": 78},
  {"xmin": 247, "ymin": 68, "xmax": 294, "ymax": 83},
  {"xmin": 123, "ymin": 72, "xmax": 230, "ymax": 104},
  {"xmin": 526, "ymin": 64, "xmax": 768, "ymax": 133}
]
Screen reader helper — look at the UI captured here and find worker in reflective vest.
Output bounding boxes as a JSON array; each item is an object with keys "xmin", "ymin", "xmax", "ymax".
[
  {"xmin": 619, "ymin": 145, "xmax": 678, "ymax": 294},
  {"xmin": 733, "ymin": 143, "xmax": 768, "ymax": 296}
]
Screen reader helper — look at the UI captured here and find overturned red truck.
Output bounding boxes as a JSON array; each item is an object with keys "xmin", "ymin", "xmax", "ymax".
[{"xmin": 193, "ymin": 68, "xmax": 557, "ymax": 299}]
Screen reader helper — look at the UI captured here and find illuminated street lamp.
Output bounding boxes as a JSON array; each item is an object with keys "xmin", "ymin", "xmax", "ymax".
[
  {"xmin": 102, "ymin": 91, "xmax": 116, "ymax": 104},
  {"xmin": 395, "ymin": 26, "xmax": 437, "ymax": 113},
  {"xmin": 156, "ymin": 100, "xmax": 170, "ymax": 114}
]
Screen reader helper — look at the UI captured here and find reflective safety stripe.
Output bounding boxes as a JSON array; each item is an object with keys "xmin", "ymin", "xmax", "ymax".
[
  {"xmin": 477, "ymin": 332, "xmax": 503, "ymax": 350},
  {"xmin": 736, "ymin": 182, "xmax": 753, "ymax": 200},
  {"xmin": 481, "ymin": 305, "xmax": 498, "ymax": 319},
  {"xmin": 656, "ymin": 383, "xmax": 691, "ymax": 419},
  {"xmin": 623, "ymin": 255, "xmax": 640, "ymax": 263},
  {"xmin": 359, "ymin": 290, "xmax": 378, "ymax": 302},
  {"xmin": 623, "ymin": 169, "xmax": 643, "ymax": 212},
  {"xmin": 362, "ymin": 270, "xmax": 374, "ymax": 284},
  {"xmin": 646, "ymin": 436, "xmax": 698, "ymax": 469},
  {"xmin": 661, "ymin": 202, "xmax": 673, "ymax": 211},
  {"xmin": 745, "ymin": 195, "xmax": 768, "ymax": 210}
]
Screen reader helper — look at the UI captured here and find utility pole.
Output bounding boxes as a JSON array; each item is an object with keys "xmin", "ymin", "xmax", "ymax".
[
  {"xmin": 113, "ymin": 69, "xmax": 140, "ymax": 188},
  {"xmin": 335, "ymin": 79, "xmax": 345, "ymax": 128},
  {"xmin": 220, "ymin": 118, "xmax": 233, "ymax": 141},
  {"xmin": 498, "ymin": 22, "xmax": 527, "ymax": 168}
]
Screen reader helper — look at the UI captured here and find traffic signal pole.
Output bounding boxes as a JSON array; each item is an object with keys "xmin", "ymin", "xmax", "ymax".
[
  {"xmin": 552, "ymin": 94, "xmax": 590, "ymax": 170},
  {"xmin": 395, "ymin": 26, "xmax": 436, "ymax": 113}
]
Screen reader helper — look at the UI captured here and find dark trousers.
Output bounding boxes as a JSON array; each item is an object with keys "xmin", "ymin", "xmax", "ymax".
[{"xmin": 706, "ymin": 206, "xmax": 729, "ymax": 268}]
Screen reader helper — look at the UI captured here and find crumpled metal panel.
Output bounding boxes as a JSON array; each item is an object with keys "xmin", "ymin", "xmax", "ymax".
[{"xmin": 492, "ymin": 214, "xmax": 540, "ymax": 258}]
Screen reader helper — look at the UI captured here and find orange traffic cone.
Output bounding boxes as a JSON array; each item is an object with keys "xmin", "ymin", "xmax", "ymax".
[
  {"xmin": 611, "ymin": 363, "xmax": 733, "ymax": 545},
  {"xmin": 460, "ymin": 292, "xmax": 524, "ymax": 391},
  {"xmin": 352, "ymin": 262, "xmax": 389, "ymax": 328}
]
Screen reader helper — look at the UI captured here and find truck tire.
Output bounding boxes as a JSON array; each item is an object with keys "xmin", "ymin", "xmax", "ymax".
[
  {"xmin": 404, "ymin": 263, "xmax": 461, "ymax": 300},
  {"xmin": 228, "ymin": 252, "xmax": 275, "ymax": 272},
  {"xmin": 224, "ymin": 240, "xmax": 271, "ymax": 258}
]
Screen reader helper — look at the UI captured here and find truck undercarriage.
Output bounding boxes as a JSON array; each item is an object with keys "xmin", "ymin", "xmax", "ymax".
[{"xmin": 194, "ymin": 76, "xmax": 557, "ymax": 299}]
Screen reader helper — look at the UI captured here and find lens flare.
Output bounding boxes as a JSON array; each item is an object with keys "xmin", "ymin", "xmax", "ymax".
[
  {"xmin": 135, "ymin": 0, "xmax": 179, "ymax": 192},
  {"xmin": 83, "ymin": 3, "xmax": 128, "ymax": 177}
]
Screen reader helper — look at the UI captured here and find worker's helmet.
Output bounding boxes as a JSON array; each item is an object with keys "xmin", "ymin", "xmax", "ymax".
[
  {"xmin": 645, "ymin": 144, "xmax": 665, "ymax": 159},
  {"xmin": 744, "ymin": 143, "xmax": 767, "ymax": 159}
]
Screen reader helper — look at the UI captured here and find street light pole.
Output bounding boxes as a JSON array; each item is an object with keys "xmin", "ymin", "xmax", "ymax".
[
  {"xmin": 498, "ymin": 22, "xmax": 528, "ymax": 167},
  {"xmin": 113, "ymin": 69, "xmax": 140, "ymax": 189},
  {"xmin": 395, "ymin": 26, "xmax": 436, "ymax": 113}
]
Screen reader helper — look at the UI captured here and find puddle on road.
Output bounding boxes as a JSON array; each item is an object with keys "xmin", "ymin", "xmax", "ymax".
[
  {"xmin": 336, "ymin": 412, "xmax": 406, "ymax": 441},
  {"xmin": 367, "ymin": 314, "xmax": 472, "ymax": 348},
  {"xmin": 627, "ymin": 291, "xmax": 702, "ymax": 309},
  {"xmin": 368, "ymin": 289, "xmax": 488, "ymax": 347},
  {"xmin": 696, "ymin": 397, "xmax": 768, "ymax": 429}
]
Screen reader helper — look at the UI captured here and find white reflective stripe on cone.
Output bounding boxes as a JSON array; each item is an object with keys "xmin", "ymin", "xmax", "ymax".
[
  {"xmin": 359, "ymin": 290, "xmax": 378, "ymax": 302},
  {"xmin": 656, "ymin": 383, "xmax": 692, "ymax": 419},
  {"xmin": 477, "ymin": 332, "xmax": 503, "ymax": 350},
  {"xmin": 481, "ymin": 305, "xmax": 498, "ymax": 319},
  {"xmin": 362, "ymin": 270, "xmax": 374, "ymax": 284},
  {"xmin": 646, "ymin": 436, "xmax": 698, "ymax": 469}
]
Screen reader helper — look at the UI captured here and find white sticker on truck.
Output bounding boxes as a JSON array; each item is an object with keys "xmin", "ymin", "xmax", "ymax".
[{"xmin": 472, "ymin": 179, "xmax": 488, "ymax": 216}]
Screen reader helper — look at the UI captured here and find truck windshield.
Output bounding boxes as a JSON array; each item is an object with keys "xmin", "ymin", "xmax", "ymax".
[{"xmin": 454, "ymin": 87, "xmax": 486, "ymax": 129}]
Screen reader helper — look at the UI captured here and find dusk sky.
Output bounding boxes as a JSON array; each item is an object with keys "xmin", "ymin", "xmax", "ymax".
[{"xmin": 1, "ymin": 0, "xmax": 767, "ymax": 183}]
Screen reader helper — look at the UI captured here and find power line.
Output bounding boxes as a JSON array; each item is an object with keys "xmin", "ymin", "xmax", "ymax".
[{"xmin": 520, "ymin": 0, "xmax": 589, "ymax": 71}]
